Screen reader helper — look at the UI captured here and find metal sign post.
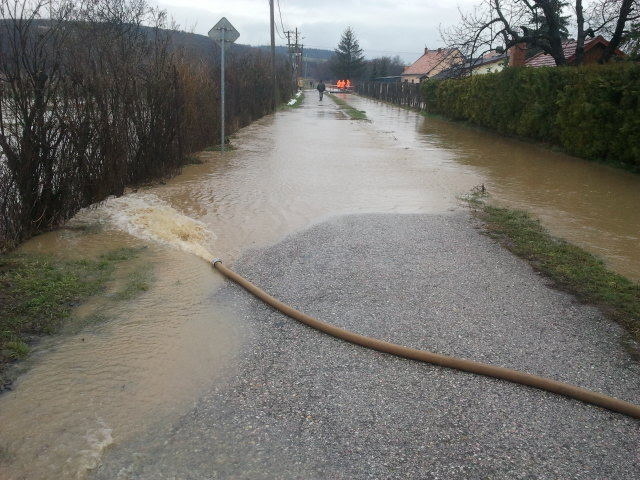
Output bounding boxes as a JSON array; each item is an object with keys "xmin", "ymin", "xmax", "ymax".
[
  {"xmin": 220, "ymin": 30, "xmax": 225, "ymax": 152},
  {"xmin": 208, "ymin": 18, "xmax": 240, "ymax": 152}
]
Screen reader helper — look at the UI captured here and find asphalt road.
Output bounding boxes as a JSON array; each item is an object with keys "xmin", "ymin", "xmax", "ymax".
[{"xmin": 93, "ymin": 213, "xmax": 640, "ymax": 480}]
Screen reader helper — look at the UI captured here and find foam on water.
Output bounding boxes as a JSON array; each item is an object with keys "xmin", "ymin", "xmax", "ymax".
[
  {"xmin": 78, "ymin": 193, "xmax": 216, "ymax": 261},
  {"xmin": 75, "ymin": 420, "xmax": 114, "ymax": 477}
]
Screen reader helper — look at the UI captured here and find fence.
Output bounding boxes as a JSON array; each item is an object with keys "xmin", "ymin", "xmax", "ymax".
[{"xmin": 356, "ymin": 81, "xmax": 424, "ymax": 110}]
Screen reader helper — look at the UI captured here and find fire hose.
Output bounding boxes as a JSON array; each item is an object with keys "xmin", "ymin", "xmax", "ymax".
[{"xmin": 210, "ymin": 258, "xmax": 640, "ymax": 420}]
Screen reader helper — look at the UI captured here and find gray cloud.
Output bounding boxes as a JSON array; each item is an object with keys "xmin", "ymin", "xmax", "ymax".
[{"xmin": 156, "ymin": 0, "xmax": 475, "ymax": 63}]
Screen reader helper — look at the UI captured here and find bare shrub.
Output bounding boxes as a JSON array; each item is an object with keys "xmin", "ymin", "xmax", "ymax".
[{"xmin": 0, "ymin": 0, "xmax": 292, "ymax": 251}]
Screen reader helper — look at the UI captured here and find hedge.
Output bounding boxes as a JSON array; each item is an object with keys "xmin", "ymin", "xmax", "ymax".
[
  {"xmin": 421, "ymin": 64, "xmax": 640, "ymax": 171},
  {"xmin": 0, "ymin": 16, "xmax": 293, "ymax": 252}
]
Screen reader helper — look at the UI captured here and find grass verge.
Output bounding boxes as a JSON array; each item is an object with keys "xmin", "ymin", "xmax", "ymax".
[
  {"xmin": 0, "ymin": 247, "xmax": 142, "ymax": 388},
  {"xmin": 328, "ymin": 93, "xmax": 368, "ymax": 120},
  {"xmin": 467, "ymin": 194, "xmax": 640, "ymax": 342}
]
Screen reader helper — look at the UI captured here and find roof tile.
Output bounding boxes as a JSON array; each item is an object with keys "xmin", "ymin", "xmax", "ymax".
[
  {"xmin": 402, "ymin": 49, "xmax": 459, "ymax": 77},
  {"xmin": 524, "ymin": 36, "xmax": 618, "ymax": 67}
]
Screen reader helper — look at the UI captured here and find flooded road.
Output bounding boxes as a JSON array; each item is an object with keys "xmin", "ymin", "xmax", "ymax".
[
  {"xmin": 348, "ymin": 95, "xmax": 640, "ymax": 281},
  {"xmin": 1, "ymin": 92, "xmax": 638, "ymax": 479},
  {"xmin": 0, "ymin": 94, "xmax": 478, "ymax": 479}
]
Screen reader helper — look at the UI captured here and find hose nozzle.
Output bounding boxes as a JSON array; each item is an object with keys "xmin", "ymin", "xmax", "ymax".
[{"xmin": 210, "ymin": 258, "xmax": 222, "ymax": 267}]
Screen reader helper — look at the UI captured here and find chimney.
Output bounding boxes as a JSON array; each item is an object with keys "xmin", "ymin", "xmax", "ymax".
[
  {"xmin": 437, "ymin": 47, "xmax": 442, "ymax": 53},
  {"xmin": 424, "ymin": 47, "xmax": 429, "ymax": 55},
  {"xmin": 508, "ymin": 43, "xmax": 527, "ymax": 67}
]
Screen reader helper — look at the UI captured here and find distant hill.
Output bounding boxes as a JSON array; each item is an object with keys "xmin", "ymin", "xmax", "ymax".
[
  {"xmin": 0, "ymin": 19, "xmax": 288, "ymax": 63},
  {"xmin": 303, "ymin": 48, "xmax": 334, "ymax": 60}
]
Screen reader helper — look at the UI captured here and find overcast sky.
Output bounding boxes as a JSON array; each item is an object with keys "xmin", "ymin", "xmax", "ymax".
[{"xmin": 154, "ymin": 0, "xmax": 476, "ymax": 63}]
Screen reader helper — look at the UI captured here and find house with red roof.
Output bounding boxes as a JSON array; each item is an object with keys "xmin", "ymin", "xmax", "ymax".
[
  {"xmin": 401, "ymin": 47, "xmax": 462, "ymax": 83},
  {"xmin": 511, "ymin": 36, "xmax": 625, "ymax": 67}
]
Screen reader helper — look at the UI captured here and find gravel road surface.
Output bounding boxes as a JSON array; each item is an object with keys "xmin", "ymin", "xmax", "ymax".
[{"xmin": 94, "ymin": 213, "xmax": 640, "ymax": 479}]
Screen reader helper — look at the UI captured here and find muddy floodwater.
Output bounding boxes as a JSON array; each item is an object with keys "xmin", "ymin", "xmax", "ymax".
[
  {"xmin": 347, "ymin": 95, "xmax": 640, "ymax": 281},
  {"xmin": 1, "ymin": 93, "xmax": 639, "ymax": 479}
]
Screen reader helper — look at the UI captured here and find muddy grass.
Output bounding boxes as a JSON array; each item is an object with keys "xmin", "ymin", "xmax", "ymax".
[
  {"xmin": 468, "ymin": 195, "xmax": 640, "ymax": 343},
  {"xmin": 0, "ymin": 247, "xmax": 144, "ymax": 390},
  {"xmin": 328, "ymin": 93, "xmax": 368, "ymax": 120}
]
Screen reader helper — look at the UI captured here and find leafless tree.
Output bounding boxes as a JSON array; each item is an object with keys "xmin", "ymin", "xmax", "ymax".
[
  {"xmin": 442, "ymin": 0, "xmax": 639, "ymax": 66},
  {"xmin": 364, "ymin": 56, "xmax": 405, "ymax": 79},
  {"xmin": 0, "ymin": 0, "xmax": 293, "ymax": 250},
  {"xmin": 0, "ymin": 0, "xmax": 75, "ymax": 238},
  {"xmin": 587, "ymin": 0, "xmax": 640, "ymax": 58}
]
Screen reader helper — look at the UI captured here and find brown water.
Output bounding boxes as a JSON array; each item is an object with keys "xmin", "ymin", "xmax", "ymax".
[
  {"xmin": 1, "ymin": 92, "xmax": 638, "ymax": 479},
  {"xmin": 0, "ymin": 94, "xmax": 477, "ymax": 479},
  {"xmin": 347, "ymin": 95, "xmax": 640, "ymax": 281}
]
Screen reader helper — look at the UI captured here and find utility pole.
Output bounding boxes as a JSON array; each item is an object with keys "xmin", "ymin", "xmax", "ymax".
[
  {"xmin": 269, "ymin": 0, "xmax": 278, "ymax": 109},
  {"xmin": 294, "ymin": 28, "xmax": 300, "ymax": 88},
  {"xmin": 208, "ymin": 18, "xmax": 239, "ymax": 152},
  {"xmin": 285, "ymin": 29, "xmax": 293, "ymax": 71},
  {"xmin": 285, "ymin": 28, "xmax": 302, "ymax": 89},
  {"xmin": 298, "ymin": 43, "xmax": 304, "ymax": 84},
  {"xmin": 220, "ymin": 28, "xmax": 225, "ymax": 150}
]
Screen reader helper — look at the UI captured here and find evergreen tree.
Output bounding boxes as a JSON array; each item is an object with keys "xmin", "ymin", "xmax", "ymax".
[
  {"xmin": 526, "ymin": 0, "xmax": 570, "ymax": 57},
  {"xmin": 530, "ymin": 0, "xmax": 570, "ymax": 39},
  {"xmin": 329, "ymin": 27, "xmax": 366, "ymax": 79}
]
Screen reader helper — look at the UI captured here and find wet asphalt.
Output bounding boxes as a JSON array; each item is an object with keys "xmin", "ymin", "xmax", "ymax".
[{"xmin": 94, "ymin": 213, "xmax": 640, "ymax": 480}]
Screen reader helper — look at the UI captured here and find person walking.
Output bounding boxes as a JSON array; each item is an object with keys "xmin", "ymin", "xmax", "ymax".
[{"xmin": 316, "ymin": 80, "xmax": 326, "ymax": 101}]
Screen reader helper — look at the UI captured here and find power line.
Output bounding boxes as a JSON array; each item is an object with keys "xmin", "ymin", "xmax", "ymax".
[
  {"xmin": 271, "ymin": 1, "xmax": 420, "ymax": 59},
  {"xmin": 270, "ymin": 0, "xmax": 286, "ymax": 40},
  {"xmin": 276, "ymin": 0, "xmax": 287, "ymax": 38},
  {"xmin": 274, "ymin": 20, "xmax": 286, "ymax": 40},
  {"xmin": 271, "ymin": 0, "xmax": 420, "ymax": 58}
]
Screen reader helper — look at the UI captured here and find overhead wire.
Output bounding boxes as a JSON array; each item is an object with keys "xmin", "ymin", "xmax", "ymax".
[
  {"xmin": 277, "ymin": 0, "xmax": 287, "ymax": 39},
  {"xmin": 269, "ymin": 0, "xmax": 286, "ymax": 41}
]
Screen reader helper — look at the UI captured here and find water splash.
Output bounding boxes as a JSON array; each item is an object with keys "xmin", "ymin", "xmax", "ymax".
[
  {"xmin": 75, "ymin": 419, "xmax": 114, "ymax": 477},
  {"xmin": 78, "ymin": 193, "xmax": 216, "ymax": 261}
]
